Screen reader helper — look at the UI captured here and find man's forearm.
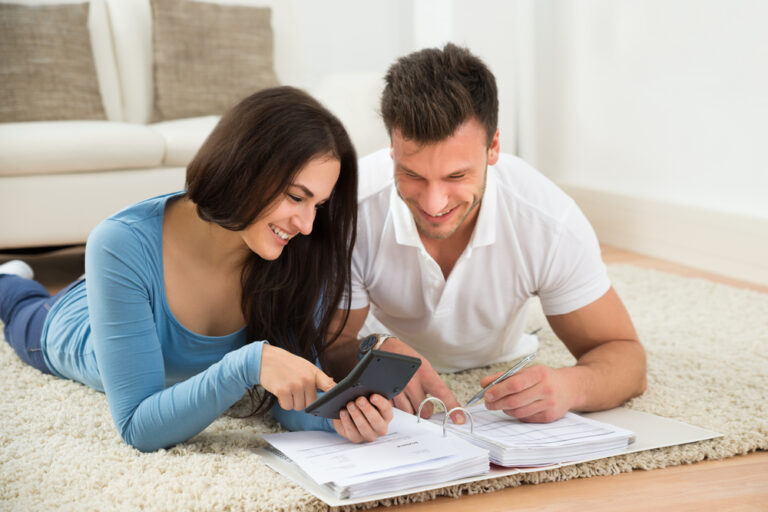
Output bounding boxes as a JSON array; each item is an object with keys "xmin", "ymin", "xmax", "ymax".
[
  {"xmin": 322, "ymin": 335, "xmax": 361, "ymax": 381},
  {"xmin": 565, "ymin": 340, "xmax": 647, "ymax": 412},
  {"xmin": 323, "ymin": 307, "xmax": 371, "ymax": 381}
]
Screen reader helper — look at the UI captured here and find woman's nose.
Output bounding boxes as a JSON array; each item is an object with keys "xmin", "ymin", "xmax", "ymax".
[{"xmin": 293, "ymin": 206, "xmax": 315, "ymax": 235}]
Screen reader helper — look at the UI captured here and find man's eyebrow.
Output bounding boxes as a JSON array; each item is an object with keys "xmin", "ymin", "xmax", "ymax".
[
  {"xmin": 397, "ymin": 164, "xmax": 420, "ymax": 175},
  {"xmin": 398, "ymin": 164, "xmax": 472, "ymax": 176}
]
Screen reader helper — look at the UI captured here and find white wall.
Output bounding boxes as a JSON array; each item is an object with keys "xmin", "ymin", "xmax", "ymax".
[
  {"xmin": 268, "ymin": 0, "xmax": 414, "ymax": 88},
  {"xmin": 449, "ymin": 1, "xmax": 522, "ymax": 157},
  {"xmin": 529, "ymin": 0, "xmax": 768, "ymax": 221},
  {"xmin": 255, "ymin": 0, "xmax": 416, "ymax": 156},
  {"xmin": 265, "ymin": 0, "xmax": 526, "ymax": 157},
  {"xmin": 524, "ymin": 0, "xmax": 768, "ymax": 284}
]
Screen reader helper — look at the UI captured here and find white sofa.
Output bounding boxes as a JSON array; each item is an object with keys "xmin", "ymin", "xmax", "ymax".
[{"xmin": 0, "ymin": 0, "xmax": 386, "ymax": 250}]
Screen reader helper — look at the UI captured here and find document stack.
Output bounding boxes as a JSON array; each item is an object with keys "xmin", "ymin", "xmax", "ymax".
[
  {"xmin": 432, "ymin": 405, "xmax": 635, "ymax": 467},
  {"xmin": 261, "ymin": 409, "xmax": 489, "ymax": 499}
]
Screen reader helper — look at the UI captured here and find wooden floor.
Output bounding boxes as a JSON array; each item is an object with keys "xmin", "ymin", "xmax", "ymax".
[
  {"xmin": 1, "ymin": 244, "xmax": 766, "ymax": 510},
  {"xmin": 395, "ymin": 452, "xmax": 768, "ymax": 511}
]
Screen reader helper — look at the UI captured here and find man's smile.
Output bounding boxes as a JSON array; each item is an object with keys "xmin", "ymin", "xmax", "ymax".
[{"xmin": 418, "ymin": 205, "xmax": 460, "ymax": 224}]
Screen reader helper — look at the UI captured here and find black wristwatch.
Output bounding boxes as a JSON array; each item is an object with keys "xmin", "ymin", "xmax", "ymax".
[{"xmin": 357, "ymin": 333, "xmax": 394, "ymax": 360}]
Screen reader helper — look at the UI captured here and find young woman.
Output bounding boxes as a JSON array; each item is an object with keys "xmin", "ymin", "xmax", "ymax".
[{"xmin": 0, "ymin": 86, "xmax": 393, "ymax": 452}]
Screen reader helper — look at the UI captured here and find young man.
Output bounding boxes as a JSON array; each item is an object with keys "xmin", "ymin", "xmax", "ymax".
[{"xmin": 325, "ymin": 44, "xmax": 646, "ymax": 424}]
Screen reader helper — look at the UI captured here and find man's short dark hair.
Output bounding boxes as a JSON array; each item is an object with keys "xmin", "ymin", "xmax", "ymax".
[{"xmin": 381, "ymin": 43, "xmax": 498, "ymax": 147}]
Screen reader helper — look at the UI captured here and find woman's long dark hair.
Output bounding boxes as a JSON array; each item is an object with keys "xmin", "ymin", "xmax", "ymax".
[{"xmin": 186, "ymin": 87, "xmax": 357, "ymax": 410}]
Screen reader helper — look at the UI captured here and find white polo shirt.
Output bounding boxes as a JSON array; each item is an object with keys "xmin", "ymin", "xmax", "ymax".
[{"xmin": 350, "ymin": 149, "xmax": 610, "ymax": 372}]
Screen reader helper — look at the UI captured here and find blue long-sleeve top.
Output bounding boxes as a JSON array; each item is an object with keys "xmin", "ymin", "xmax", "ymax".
[{"xmin": 40, "ymin": 193, "xmax": 333, "ymax": 452}]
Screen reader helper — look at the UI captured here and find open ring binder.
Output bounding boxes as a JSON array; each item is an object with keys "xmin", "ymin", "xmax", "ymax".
[
  {"xmin": 258, "ymin": 400, "xmax": 711, "ymax": 503},
  {"xmin": 416, "ymin": 397, "xmax": 475, "ymax": 436}
]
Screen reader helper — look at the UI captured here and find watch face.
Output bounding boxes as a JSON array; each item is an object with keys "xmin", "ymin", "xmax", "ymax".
[{"xmin": 359, "ymin": 334, "xmax": 378, "ymax": 353}]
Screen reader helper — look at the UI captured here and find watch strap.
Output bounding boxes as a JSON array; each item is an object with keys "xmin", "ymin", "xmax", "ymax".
[
  {"xmin": 357, "ymin": 333, "xmax": 394, "ymax": 360},
  {"xmin": 372, "ymin": 334, "xmax": 394, "ymax": 350}
]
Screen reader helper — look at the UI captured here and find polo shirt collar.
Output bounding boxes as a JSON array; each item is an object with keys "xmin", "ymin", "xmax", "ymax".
[
  {"xmin": 471, "ymin": 165, "xmax": 497, "ymax": 248},
  {"xmin": 389, "ymin": 165, "xmax": 498, "ymax": 249},
  {"xmin": 390, "ymin": 186, "xmax": 421, "ymax": 247}
]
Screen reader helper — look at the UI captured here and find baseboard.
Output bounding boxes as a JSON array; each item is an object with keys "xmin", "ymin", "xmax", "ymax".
[{"xmin": 559, "ymin": 185, "xmax": 768, "ymax": 287}]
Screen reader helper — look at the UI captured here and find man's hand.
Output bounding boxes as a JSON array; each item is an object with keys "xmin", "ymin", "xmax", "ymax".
[
  {"xmin": 332, "ymin": 394, "xmax": 394, "ymax": 443},
  {"xmin": 482, "ymin": 286, "xmax": 647, "ymax": 423},
  {"xmin": 379, "ymin": 338, "xmax": 465, "ymax": 424},
  {"xmin": 480, "ymin": 365, "xmax": 576, "ymax": 423}
]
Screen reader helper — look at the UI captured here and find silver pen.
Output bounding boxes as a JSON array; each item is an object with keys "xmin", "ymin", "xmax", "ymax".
[{"xmin": 465, "ymin": 352, "xmax": 537, "ymax": 407}]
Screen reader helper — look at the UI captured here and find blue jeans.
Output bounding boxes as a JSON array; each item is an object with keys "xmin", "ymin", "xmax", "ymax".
[{"xmin": 0, "ymin": 275, "xmax": 83, "ymax": 374}]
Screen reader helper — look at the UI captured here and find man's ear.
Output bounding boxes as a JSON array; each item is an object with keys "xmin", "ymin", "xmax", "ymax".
[{"xmin": 487, "ymin": 129, "xmax": 500, "ymax": 165}]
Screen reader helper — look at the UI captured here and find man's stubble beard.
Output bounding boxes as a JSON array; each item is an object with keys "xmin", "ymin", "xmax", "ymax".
[{"xmin": 397, "ymin": 165, "xmax": 487, "ymax": 241}]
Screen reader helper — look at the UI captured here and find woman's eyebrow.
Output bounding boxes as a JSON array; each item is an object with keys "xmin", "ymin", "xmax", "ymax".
[
  {"xmin": 289, "ymin": 183, "xmax": 333, "ymax": 203},
  {"xmin": 289, "ymin": 184, "xmax": 314, "ymax": 197}
]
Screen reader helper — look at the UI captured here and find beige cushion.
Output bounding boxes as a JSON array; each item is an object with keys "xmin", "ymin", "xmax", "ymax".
[
  {"xmin": 151, "ymin": 0, "xmax": 279, "ymax": 121},
  {"xmin": 0, "ymin": 2, "xmax": 106, "ymax": 122},
  {"xmin": 0, "ymin": 121, "xmax": 165, "ymax": 177}
]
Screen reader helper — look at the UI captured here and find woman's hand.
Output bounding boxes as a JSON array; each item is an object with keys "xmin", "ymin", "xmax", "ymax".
[
  {"xmin": 259, "ymin": 344, "xmax": 336, "ymax": 410},
  {"xmin": 332, "ymin": 394, "xmax": 393, "ymax": 443}
]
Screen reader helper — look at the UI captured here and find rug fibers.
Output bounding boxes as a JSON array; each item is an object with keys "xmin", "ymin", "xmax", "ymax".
[{"xmin": 1, "ymin": 264, "xmax": 766, "ymax": 511}]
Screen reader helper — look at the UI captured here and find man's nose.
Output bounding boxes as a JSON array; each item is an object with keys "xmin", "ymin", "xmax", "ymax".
[{"xmin": 421, "ymin": 182, "xmax": 448, "ymax": 216}]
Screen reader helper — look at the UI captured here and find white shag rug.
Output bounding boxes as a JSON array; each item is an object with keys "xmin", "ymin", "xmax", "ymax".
[{"xmin": 1, "ymin": 264, "xmax": 767, "ymax": 511}]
